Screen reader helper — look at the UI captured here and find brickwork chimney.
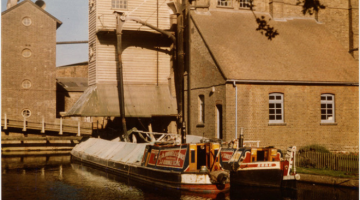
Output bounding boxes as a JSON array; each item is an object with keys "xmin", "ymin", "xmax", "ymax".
[
  {"xmin": 6, "ymin": 0, "xmax": 19, "ymax": 9},
  {"xmin": 35, "ymin": 0, "xmax": 46, "ymax": 10}
]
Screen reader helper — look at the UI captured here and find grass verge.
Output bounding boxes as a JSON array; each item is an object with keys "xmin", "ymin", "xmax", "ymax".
[{"xmin": 297, "ymin": 167, "xmax": 359, "ymax": 179}]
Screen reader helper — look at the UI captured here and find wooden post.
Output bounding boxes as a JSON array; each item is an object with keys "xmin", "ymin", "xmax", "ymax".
[
  {"xmin": 77, "ymin": 120, "xmax": 81, "ymax": 136},
  {"xmin": 148, "ymin": 123, "xmax": 153, "ymax": 133},
  {"xmin": 41, "ymin": 116, "xmax": 45, "ymax": 133},
  {"xmin": 4, "ymin": 113, "xmax": 7, "ymax": 130},
  {"xmin": 59, "ymin": 117, "xmax": 63, "ymax": 135},
  {"xmin": 115, "ymin": 14, "xmax": 128, "ymax": 141},
  {"xmin": 41, "ymin": 167, "xmax": 45, "ymax": 178},
  {"xmin": 59, "ymin": 165, "xmax": 63, "ymax": 180},
  {"xmin": 22, "ymin": 116, "xmax": 27, "ymax": 132}
]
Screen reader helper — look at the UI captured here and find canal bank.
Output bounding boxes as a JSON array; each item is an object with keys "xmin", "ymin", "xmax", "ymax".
[{"xmin": 298, "ymin": 173, "xmax": 359, "ymax": 188}]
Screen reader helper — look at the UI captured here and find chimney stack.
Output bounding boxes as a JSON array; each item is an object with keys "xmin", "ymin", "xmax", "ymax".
[
  {"xmin": 6, "ymin": 0, "xmax": 19, "ymax": 9},
  {"xmin": 35, "ymin": 0, "xmax": 46, "ymax": 10}
]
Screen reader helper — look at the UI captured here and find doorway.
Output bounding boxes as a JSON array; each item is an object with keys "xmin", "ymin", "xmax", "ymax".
[{"xmin": 216, "ymin": 105, "xmax": 223, "ymax": 139}]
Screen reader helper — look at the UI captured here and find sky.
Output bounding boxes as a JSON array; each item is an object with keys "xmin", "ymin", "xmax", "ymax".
[{"xmin": 1, "ymin": 0, "xmax": 89, "ymax": 66}]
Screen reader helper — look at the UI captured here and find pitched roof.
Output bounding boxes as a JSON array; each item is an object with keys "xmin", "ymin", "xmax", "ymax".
[
  {"xmin": 57, "ymin": 61, "xmax": 88, "ymax": 68},
  {"xmin": 64, "ymin": 84, "xmax": 177, "ymax": 117},
  {"xmin": 191, "ymin": 11, "xmax": 358, "ymax": 83},
  {"xmin": 57, "ymin": 77, "xmax": 88, "ymax": 92},
  {"xmin": 2, "ymin": 0, "xmax": 62, "ymax": 28}
]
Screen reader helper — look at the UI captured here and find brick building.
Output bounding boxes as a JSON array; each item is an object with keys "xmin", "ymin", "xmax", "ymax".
[
  {"xmin": 1, "ymin": 0, "xmax": 62, "ymax": 123},
  {"xmin": 184, "ymin": 0, "xmax": 359, "ymax": 151},
  {"xmin": 56, "ymin": 61, "xmax": 88, "ymax": 118}
]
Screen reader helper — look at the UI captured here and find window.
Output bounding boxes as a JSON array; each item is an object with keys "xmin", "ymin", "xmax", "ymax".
[
  {"xmin": 321, "ymin": 94, "xmax": 335, "ymax": 123},
  {"xmin": 22, "ymin": 49, "xmax": 32, "ymax": 58},
  {"xmin": 112, "ymin": 0, "xmax": 127, "ymax": 9},
  {"xmin": 199, "ymin": 95, "xmax": 205, "ymax": 124},
  {"xmin": 217, "ymin": 0, "xmax": 232, "ymax": 7},
  {"xmin": 89, "ymin": 44, "xmax": 95, "ymax": 62},
  {"xmin": 22, "ymin": 17, "xmax": 31, "ymax": 26},
  {"xmin": 269, "ymin": 93, "xmax": 283, "ymax": 123},
  {"xmin": 239, "ymin": 0, "xmax": 251, "ymax": 8},
  {"xmin": 22, "ymin": 109, "xmax": 31, "ymax": 118},
  {"xmin": 191, "ymin": 150, "xmax": 195, "ymax": 163},
  {"xmin": 22, "ymin": 80, "xmax": 32, "ymax": 89}
]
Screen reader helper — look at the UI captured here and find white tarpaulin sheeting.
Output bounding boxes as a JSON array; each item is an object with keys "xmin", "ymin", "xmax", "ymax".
[{"xmin": 71, "ymin": 138, "xmax": 152, "ymax": 164}]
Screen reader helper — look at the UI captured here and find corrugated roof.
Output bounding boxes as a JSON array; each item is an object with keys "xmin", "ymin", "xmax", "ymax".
[
  {"xmin": 57, "ymin": 61, "xmax": 88, "ymax": 68},
  {"xmin": 2, "ymin": 0, "xmax": 62, "ymax": 28},
  {"xmin": 57, "ymin": 77, "xmax": 88, "ymax": 92},
  {"xmin": 191, "ymin": 11, "xmax": 358, "ymax": 83},
  {"xmin": 65, "ymin": 84, "xmax": 177, "ymax": 117}
]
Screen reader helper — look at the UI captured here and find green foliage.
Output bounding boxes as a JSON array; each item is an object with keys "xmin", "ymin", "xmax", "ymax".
[
  {"xmin": 299, "ymin": 158, "xmax": 316, "ymax": 168},
  {"xmin": 296, "ymin": 0, "xmax": 326, "ymax": 15},
  {"xmin": 297, "ymin": 167, "xmax": 359, "ymax": 179},
  {"xmin": 298, "ymin": 144, "xmax": 330, "ymax": 153}
]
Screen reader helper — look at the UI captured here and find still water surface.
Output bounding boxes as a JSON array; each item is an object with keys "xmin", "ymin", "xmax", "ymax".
[{"xmin": 2, "ymin": 155, "xmax": 359, "ymax": 200}]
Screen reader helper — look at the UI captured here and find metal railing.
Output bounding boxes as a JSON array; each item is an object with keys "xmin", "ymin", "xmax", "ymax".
[{"xmin": 295, "ymin": 151, "xmax": 359, "ymax": 172}]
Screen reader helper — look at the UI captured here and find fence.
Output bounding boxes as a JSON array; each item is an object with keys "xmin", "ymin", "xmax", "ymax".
[
  {"xmin": 1, "ymin": 117, "xmax": 92, "ymax": 136},
  {"xmin": 296, "ymin": 152, "xmax": 359, "ymax": 172}
]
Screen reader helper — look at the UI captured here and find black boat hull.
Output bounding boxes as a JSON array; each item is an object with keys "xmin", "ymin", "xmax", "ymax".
[{"xmin": 230, "ymin": 169, "xmax": 283, "ymax": 187}]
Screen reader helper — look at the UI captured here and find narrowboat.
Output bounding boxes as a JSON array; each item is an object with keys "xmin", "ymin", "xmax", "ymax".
[
  {"xmin": 71, "ymin": 138, "xmax": 230, "ymax": 193},
  {"xmin": 220, "ymin": 145, "xmax": 300, "ymax": 188}
]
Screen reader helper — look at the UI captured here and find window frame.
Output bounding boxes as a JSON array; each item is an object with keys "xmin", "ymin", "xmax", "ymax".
[
  {"xmin": 217, "ymin": 0, "xmax": 233, "ymax": 7},
  {"xmin": 239, "ymin": 0, "xmax": 251, "ymax": 8},
  {"xmin": 268, "ymin": 93, "xmax": 284, "ymax": 123},
  {"xmin": 22, "ymin": 17, "xmax": 32, "ymax": 26},
  {"xmin": 21, "ymin": 79, "xmax": 32, "ymax": 89},
  {"xmin": 22, "ymin": 49, "xmax": 32, "ymax": 58},
  {"xmin": 198, "ymin": 95, "xmax": 205, "ymax": 124},
  {"xmin": 111, "ymin": 0, "xmax": 127, "ymax": 10},
  {"xmin": 22, "ymin": 109, "xmax": 31, "ymax": 118},
  {"xmin": 321, "ymin": 94, "xmax": 335, "ymax": 123}
]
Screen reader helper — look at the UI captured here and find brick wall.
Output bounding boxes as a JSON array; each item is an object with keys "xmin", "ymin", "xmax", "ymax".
[
  {"xmin": 56, "ymin": 64, "xmax": 88, "ymax": 78},
  {"xmin": 1, "ymin": 2, "xmax": 57, "ymax": 123},
  {"xmin": 188, "ymin": 19, "xmax": 228, "ymax": 139},
  {"xmin": 225, "ymin": 84, "xmax": 359, "ymax": 152}
]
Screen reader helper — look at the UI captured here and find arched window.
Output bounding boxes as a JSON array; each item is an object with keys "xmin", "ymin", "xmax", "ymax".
[
  {"xmin": 198, "ymin": 95, "xmax": 205, "ymax": 124},
  {"xmin": 321, "ymin": 94, "xmax": 335, "ymax": 123},
  {"xmin": 269, "ymin": 93, "xmax": 284, "ymax": 123}
]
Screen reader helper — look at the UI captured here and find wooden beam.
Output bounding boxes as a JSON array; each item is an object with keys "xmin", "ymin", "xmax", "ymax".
[{"xmin": 56, "ymin": 41, "xmax": 88, "ymax": 44}]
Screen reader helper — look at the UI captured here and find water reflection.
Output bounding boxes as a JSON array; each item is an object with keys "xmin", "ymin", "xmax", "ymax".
[{"xmin": 2, "ymin": 155, "xmax": 359, "ymax": 200}]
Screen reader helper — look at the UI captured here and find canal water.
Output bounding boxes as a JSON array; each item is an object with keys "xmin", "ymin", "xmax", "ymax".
[{"xmin": 2, "ymin": 155, "xmax": 359, "ymax": 200}]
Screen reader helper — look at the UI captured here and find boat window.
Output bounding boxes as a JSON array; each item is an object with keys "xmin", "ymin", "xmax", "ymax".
[
  {"xmin": 230, "ymin": 151, "xmax": 242, "ymax": 162},
  {"xmin": 214, "ymin": 150, "xmax": 218, "ymax": 162},
  {"xmin": 191, "ymin": 150, "xmax": 195, "ymax": 163},
  {"xmin": 197, "ymin": 145, "xmax": 206, "ymax": 169},
  {"xmin": 257, "ymin": 151, "xmax": 265, "ymax": 161}
]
